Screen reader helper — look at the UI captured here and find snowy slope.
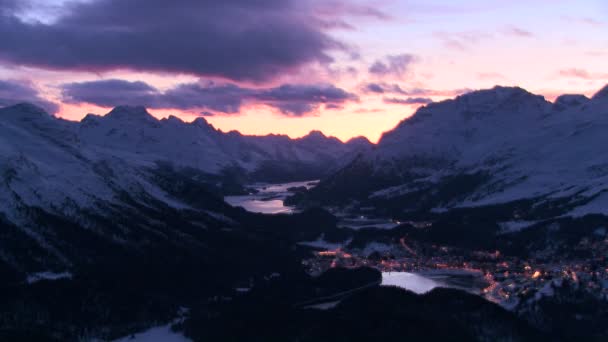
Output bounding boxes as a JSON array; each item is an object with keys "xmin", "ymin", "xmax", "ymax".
[
  {"xmin": 315, "ymin": 85, "xmax": 608, "ymax": 217},
  {"xmin": 0, "ymin": 103, "xmax": 370, "ymax": 218},
  {"xmin": 0, "ymin": 102, "xmax": 372, "ymax": 277}
]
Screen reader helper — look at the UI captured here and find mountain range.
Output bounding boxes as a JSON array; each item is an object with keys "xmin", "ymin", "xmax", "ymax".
[
  {"xmin": 2, "ymin": 85, "xmax": 608, "ymax": 340},
  {"xmin": 299, "ymin": 85, "xmax": 608, "ymax": 221},
  {"xmin": 0, "ymin": 103, "xmax": 368, "ymax": 282}
]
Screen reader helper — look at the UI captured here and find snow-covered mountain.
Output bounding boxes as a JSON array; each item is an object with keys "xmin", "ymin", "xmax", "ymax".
[
  {"xmin": 78, "ymin": 105, "xmax": 371, "ymax": 178},
  {"xmin": 305, "ymin": 85, "xmax": 608, "ymax": 218},
  {"xmin": 0, "ymin": 103, "xmax": 367, "ymax": 280}
]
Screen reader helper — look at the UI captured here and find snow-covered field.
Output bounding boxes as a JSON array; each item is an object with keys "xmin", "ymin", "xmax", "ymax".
[
  {"xmin": 112, "ymin": 324, "xmax": 191, "ymax": 342},
  {"xmin": 26, "ymin": 271, "xmax": 72, "ymax": 284}
]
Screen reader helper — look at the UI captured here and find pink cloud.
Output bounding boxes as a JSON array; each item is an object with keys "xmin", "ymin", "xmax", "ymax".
[{"xmin": 559, "ymin": 68, "xmax": 608, "ymax": 80}]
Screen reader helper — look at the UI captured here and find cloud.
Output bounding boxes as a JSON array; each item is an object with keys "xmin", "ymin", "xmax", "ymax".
[
  {"xmin": 563, "ymin": 16, "xmax": 606, "ymax": 28},
  {"xmin": 312, "ymin": 1, "xmax": 391, "ymax": 21},
  {"xmin": 310, "ymin": 1, "xmax": 391, "ymax": 31},
  {"xmin": 0, "ymin": 0, "xmax": 343, "ymax": 82},
  {"xmin": 369, "ymin": 54, "xmax": 416, "ymax": 77},
  {"xmin": 60, "ymin": 79, "xmax": 161, "ymax": 108},
  {"xmin": 0, "ymin": 79, "xmax": 59, "ymax": 113},
  {"xmin": 559, "ymin": 68, "xmax": 608, "ymax": 80},
  {"xmin": 383, "ymin": 97, "xmax": 433, "ymax": 105},
  {"xmin": 61, "ymin": 79, "xmax": 357, "ymax": 116},
  {"xmin": 325, "ymin": 103, "xmax": 343, "ymax": 110},
  {"xmin": 163, "ymin": 83, "xmax": 249, "ymax": 113},
  {"xmin": 252, "ymin": 83, "xmax": 357, "ymax": 115},
  {"xmin": 434, "ymin": 31, "xmax": 492, "ymax": 50},
  {"xmin": 400, "ymin": 88, "xmax": 473, "ymax": 97},
  {"xmin": 363, "ymin": 83, "xmax": 471, "ymax": 97},
  {"xmin": 363, "ymin": 82, "xmax": 409, "ymax": 94},
  {"xmin": 502, "ymin": 26, "xmax": 534, "ymax": 38}
]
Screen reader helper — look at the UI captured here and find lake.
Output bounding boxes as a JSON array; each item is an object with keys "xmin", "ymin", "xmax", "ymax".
[
  {"xmin": 224, "ymin": 180, "xmax": 317, "ymax": 214},
  {"xmin": 381, "ymin": 270, "xmax": 487, "ymax": 295}
]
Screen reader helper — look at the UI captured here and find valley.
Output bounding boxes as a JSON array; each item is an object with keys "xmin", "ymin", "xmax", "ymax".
[{"xmin": 1, "ymin": 85, "xmax": 608, "ymax": 341}]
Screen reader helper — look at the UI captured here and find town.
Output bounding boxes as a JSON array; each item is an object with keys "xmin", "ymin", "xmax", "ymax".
[{"xmin": 302, "ymin": 232, "xmax": 608, "ymax": 310}]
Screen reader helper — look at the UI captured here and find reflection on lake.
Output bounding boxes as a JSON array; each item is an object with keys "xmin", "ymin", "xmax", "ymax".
[
  {"xmin": 381, "ymin": 272, "xmax": 441, "ymax": 294},
  {"xmin": 224, "ymin": 180, "xmax": 317, "ymax": 214},
  {"xmin": 382, "ymin": 270, "xmax": 486, "ymax": 295}
]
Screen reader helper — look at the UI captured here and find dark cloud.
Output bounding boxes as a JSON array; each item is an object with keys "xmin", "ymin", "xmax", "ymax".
[
  {"xmin": 0, "ymin": 0, "xmax": 343, "ymax": 82},
  {"xmin": 163, "ymin": 83, "xmax": 249, "ymax": 113},
  {"xmin": 383, "ymin": 97, "xmax": 433, "ymax": 105},
  {"xmin": 252, "ymin": 83, "xmax": 357, "ymax": 115},
  {"xmin": 364, "ymin": 82, "xmax": 407, "ymax": 94},
  {"xmin": 0, "ymin": 79, "xmax": 59, "ymax": 113},
  {"xmin": 369, "ymin": 54, "xmax": 416, "ymax": 77},
  {"xmin": 61, "ymin": 79, "xmax": 160, "ymax": 108},
  {"xmin": 366, "ymin": 83, "xmax": 385, "ymax": 93},
  {"xmin": 61, "ymin": 79, "xmax": 357, "ymax": 116},
  {"xmin": 364, "ymin": 83, "xmax": 472, "ymax": 98}
]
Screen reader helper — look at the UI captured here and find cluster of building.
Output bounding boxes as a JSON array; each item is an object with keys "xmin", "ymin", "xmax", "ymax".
[{"xmin": 302, "ymin": 234, "xmax": 608, "ymax": 309}]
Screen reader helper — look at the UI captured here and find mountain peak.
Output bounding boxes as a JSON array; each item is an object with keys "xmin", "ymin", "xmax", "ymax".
[
  {"xmin": 458, "ymin": 86, "xmax": 541, "ymax": 103},
  {"xmin": 106, "ymin": 105, "xmax": 157, "ymax": 123},
  {"xmin": 346, "ymin": 136, "xmax": 373, "ymax": 147},
  {"xmin": 592, "ymin": 84, "xmax": 608, "ymax": 101},
  {"xmin": 449, "ymin": 85, "xmax": 549, "ymax": 116},
  {"xmin": 0, "ymin": 102, "xmax": 51, "ymax": 121},
  {"xmin": 192, "ymin": 117, "xmax": 217, "ymax": 131},
  {"xmin": 163, "ymin": 115, "xmax": 185, "ymax": 125},
  {"xmin": 553, "ymin": 94, "xmax": 589, "ymax": 110},
  {"xmin": 305, "ymin": 130, "xmax": 327, "ymax": 138}
]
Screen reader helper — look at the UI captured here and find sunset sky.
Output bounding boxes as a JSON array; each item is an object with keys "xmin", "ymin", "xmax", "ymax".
[{"xmin": 1, "ymin": 0, "xmax": 607, "ymax": 142}]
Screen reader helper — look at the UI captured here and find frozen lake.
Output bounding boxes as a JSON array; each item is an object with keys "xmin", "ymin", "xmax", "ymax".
[
  {"xmin": 381, "ymin": 270, "xmax": 486, "ymax": 295},
  {"xmin": 225, "ymin": 180, "xmax": 317, "ymax": 214},
  {"xmin": 381, "ymin": 272, "xmax": 442, "ymax": 294}
]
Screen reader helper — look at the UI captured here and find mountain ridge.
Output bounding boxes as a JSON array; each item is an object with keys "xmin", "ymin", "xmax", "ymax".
[{"xmin": 294, "ymin": 84, "xmax": 608, "ymax": 219}]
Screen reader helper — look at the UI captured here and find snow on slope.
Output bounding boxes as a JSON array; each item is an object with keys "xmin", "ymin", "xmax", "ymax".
[
  {"xmin": 0, "ymin": 104, "xmax": 205, "ymax": 219},
  {"xmin": 0, "ymin": 103, "xmax": 370, "ymax": 217},
  {"xmin": 112, "ymin": 324, "xmax": 192, "ymax": 342},
  {"xmin": 353, "ymin": 85, "xmax": 608, "ymax": 215}
]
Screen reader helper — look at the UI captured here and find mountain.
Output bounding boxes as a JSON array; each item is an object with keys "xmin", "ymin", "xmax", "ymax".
[
  {"xmin": 298, "ymin": 85, "xmax": 608, "ymax": 220},
  {"xmin": 0, "ymin": 93, "xmax": 603, "ymax": 341},
  {"xmin": 0, "ymin": 102, "xmax": 352, "ymax": 340},
  {"xmin": 0, "ymin": 102, "xmax": 371, "ymax": 277},
  {"xmin": 76, "ymin": 105, "xmax": 371, "ymax": 183}
]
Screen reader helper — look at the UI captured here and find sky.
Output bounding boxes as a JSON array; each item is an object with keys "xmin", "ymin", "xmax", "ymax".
[{"xmin": 0, "ymin": 0, "xmax": 607, "ymax": 142}]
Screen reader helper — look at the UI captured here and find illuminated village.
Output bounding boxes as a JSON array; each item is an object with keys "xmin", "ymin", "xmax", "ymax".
[{"xmin": 302, "ymin": 231, "xmax": 608, "ymax": 310}]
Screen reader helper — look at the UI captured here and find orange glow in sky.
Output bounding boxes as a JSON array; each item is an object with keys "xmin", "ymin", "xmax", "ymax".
[{"xmin": 3, "ymin": 0, "xmax": 608, "ymax": 142}]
